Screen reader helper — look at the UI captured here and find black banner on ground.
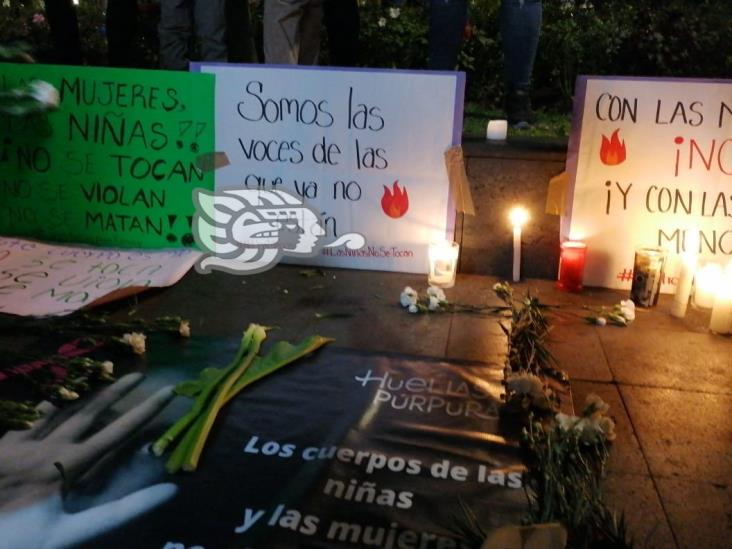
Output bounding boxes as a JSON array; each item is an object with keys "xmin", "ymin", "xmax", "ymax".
[{"xmin": 0, "ymin": 337, "xmax": 525, "ymax": 549}]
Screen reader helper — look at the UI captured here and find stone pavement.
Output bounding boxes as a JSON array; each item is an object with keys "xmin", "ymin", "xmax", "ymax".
[{"xmin": 99, "ymin": 267, "xmax": 731, "ymax": 548}]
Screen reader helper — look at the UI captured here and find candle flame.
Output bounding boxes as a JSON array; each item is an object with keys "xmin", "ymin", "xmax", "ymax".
[{"xmin": 508, "ymin": 206, "xmax": 529, "ymax": 228}]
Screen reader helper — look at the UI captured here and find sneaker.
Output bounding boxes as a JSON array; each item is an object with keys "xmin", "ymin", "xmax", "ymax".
[{"xmin": 506, "ymin": 89, "xmax": 536, "ymax": 129}]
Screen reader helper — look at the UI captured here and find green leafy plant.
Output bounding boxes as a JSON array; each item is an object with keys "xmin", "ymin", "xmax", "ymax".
[
  {"xmin": 493, "ymin": 282, "xmax": 567, "ymax": 383},
  {"xmin": 522, "ymin": 408, "xmax": 631, "ymax": 548}
]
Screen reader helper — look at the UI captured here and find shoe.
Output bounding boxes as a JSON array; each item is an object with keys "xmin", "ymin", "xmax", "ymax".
[{"xmin": 506, "ymin": 89, "xmax": 536, "ymax": 129}]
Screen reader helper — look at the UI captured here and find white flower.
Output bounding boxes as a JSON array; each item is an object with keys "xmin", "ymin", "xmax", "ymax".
[
  {"xmin": 399, "ymin": 286, "xmax": 418, "ymax": 308},
  {"xmin": 29, "ymin": 81, "xmax": 59, "ymax": 108},
  {"xmin": 555, "ymin": 412, "xmax": 580, "ymax": 432},
  {"xmin": 179, "ymin": 320, "xmax": 191, "ymax": 338},
  {"xmin": 428, "ymin": 295, "xmax": 441, "ymax": 311},
  {"xmin": 122, "ymin": 332, "xmax": 147, "ymax": 354},
  {"xmin": 583, "ymin": 393, "xmax": 610, "ymax": 418},
  {"xmin": 377, "ymin": 17, "xmax": 387, "ymax": 27},
  {"xmin": 426, "ymin": 285, "xmax": 446, "ymax": 301},
  {"xmin": 389, "ymin": 7, "xmax": 400, "ymax": 18},
  {"xmin": 57, "ymin": 387, "xmax": 79, "ymax": 401},
  {"xmin": 101, "ymin": 360, "xmax": 114, "ymax": 377},
  {"xmin": 597, "ymin": 415, "xmax": 617, "ymax": 441},
  {"xmin": 408, "ymin": 304, "xmax": 418, "ymax": 314},
  {"xmin": 596, "ymin": 317, "xmax": 607, "ymax": 326}
]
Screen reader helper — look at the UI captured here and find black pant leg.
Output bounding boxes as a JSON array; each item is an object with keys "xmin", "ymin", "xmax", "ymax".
[
  {"xmin": 43, "ymin": 0, "xmax": 82, "ymax": 64},
  {"xmin": 106, "ymin": 0, "xmax": 139, "ymax": 67},
  {"xmin": 323, "ymin": 0, "xmax": 359, "ymax": 67}
]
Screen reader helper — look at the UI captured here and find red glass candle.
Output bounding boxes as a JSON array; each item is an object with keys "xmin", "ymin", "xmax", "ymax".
[{"xmin": 557, "ymin": 241, "xmax": 587, "ymax": 292}]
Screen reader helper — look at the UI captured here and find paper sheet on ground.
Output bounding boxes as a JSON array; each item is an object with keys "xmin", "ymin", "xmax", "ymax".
[{"xmin": 0, "ymin": 237, "xmax": 200, "ymax": 316}]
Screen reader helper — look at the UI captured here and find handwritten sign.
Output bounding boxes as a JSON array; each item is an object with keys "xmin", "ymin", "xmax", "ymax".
[
  {"xmin": 0, "ymin": 237, "xmax": 200, "ymax": 316},
  {"xmin": 196, "ymin": 64, "xmax": 464, "ymax": 273},
  {"xmin": 0, "ymin": 64, "xmax": 214, "ymax": 248},
  {"xmin": 565, "ymin": 76, "xmax": 732, "ymax": 291}
]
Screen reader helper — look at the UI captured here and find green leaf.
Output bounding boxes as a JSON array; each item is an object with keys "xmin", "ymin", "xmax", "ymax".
[
  {"xmin": 224, "ymin": 335, "xmax": 333, "ymax": 404},
  {"xmin": 174, "ymin": 367, "xmax": 223, "ymax": 398}
]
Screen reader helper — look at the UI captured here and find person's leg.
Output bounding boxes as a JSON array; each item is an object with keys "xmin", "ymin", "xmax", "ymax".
[
  {"xmin": 194, "ymin": 0, "xmax": 228, "ymax": 62},
  {"xmin": 297, "ymin": 0, "xmax": 323, "ymax": 65},
  {"xmin": 106, "ymin": 0, "xmax": 138, "ymax": 67},
  {"xmin": 428, "ymin": 0, "xmax": 467, "ymax": 70},
  {"xmin": 43, "ymin": 0, "xmax": 82, "ymax": 64},
  {"xmin": 323, "ymin": 0, "xmax": 359, "ymax": 67},
  {"xmin": 158, "ymin": 0, "xmax": 192, "ymax": 69},
  {"xmin": 225, "ymin": 0, "xmax": 258, "ymax": 63},
  {"xmin": 263, "ymin": 0, "xmax": 315, "ymax": 65},
  {"xmin": 501, "ymin": 0, "xmax": 542, "ymax": 126}
]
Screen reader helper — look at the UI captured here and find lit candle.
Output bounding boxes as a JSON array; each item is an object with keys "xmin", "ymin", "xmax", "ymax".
[
  {"xmin": 508, "ymin": 206, "xmax": 529, "ymax": 283},
  {"xmin": 693, "ymin": 262, "xmax": 722, "ymax": 309},
  {"xmin": 428, "ymin": 240, "xmax": 460, "ymax": 288},
  {"xmin": 486, "ymin": 120, "xmax": 508, "ymax": 141},
  {"xmin": 670, "ymin": 232, "xmax": 699, "ymax": 318},
  {"xmin": 556, "ymin": 241, "xmax": 587, "ymax": 292},
  {"xmin": 709, "ymin": 262, "xmax": 732, "ymax": 334}
]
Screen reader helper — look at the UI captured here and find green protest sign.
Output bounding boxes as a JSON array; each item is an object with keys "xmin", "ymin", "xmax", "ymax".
[{"xmin": 0, "ymin": 64, "xmax": 214, "ymax": 248}]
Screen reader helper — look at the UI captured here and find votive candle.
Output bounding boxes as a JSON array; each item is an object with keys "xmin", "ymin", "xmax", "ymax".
[
  {"xmin": 630, "ymin": 247, "xmax": 667, "ymax": 308},
  {"xmin": 694, "ymin": 262, "xmax": 722, "ymax": 309},
  {"xmin": 556, "ymin": 241, "xmax": 587, "ymax": 292},
  {"xmin": 428, "ymin": 240, "xmax": 459, "ymax": 288},
  {"xmin": 486, "ymin": 120, "xmax": 508, "ymax": 141},
  {"xmin": 709, "ymin": 262, "xmax": 732, "ymax": 334}
]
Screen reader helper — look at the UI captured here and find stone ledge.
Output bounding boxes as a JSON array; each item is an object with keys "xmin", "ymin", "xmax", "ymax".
[{"xmin": 459, "ymin": 138, "xmax": 568, "ymax": 280}]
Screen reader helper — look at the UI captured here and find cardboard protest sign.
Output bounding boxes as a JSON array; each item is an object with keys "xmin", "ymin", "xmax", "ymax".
[
  {"xmin": 565, "ymin": 76, "xmax": 732, "ymax": 291},
  {"xmin": 196, "ymin": 64, "xmax": 464, "ymax": 274},
  {"xmin": 0, "ymin": 237, "xmax": 200, "ymax": 316},
  {"xmin": 0, "ymin": 342, "xmax": 524, "ymax": 548},
  {"xmin": 0, "ymin": 64, "xmax": 214, "ymax": 248}
]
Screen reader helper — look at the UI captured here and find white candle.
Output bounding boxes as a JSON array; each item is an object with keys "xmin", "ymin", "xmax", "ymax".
[
  {"xmin": 670, "ymin": 233, "xmax": 699, "ymax": 318},
  {"xmin": 508, "ymin": 207, "xmax": 529, "ymax": 283},
  {"xmin": 710, "ymin": 262, "xmax": 732, "ymax": 334},
  {"xmin": 486, "ymin": 120, "xmax": 508, "ymax": 141},
  {"xmin": 512, "ymin": 226, "xmax": 521, "ymax": 282},
  {"xmin": 694, "ymin": 262, "xmax": 722, "ymax": 309},
  {"xmin": 428, "ymin": 240, "xmax": 459, "ymax": 288}
]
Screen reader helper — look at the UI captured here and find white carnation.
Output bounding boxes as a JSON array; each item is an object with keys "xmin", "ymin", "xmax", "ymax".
[
  {"xmin": 426, "ymin": 285, "xmax": 446, "ymax": 301},
  {"xmin": 399, "ymin": 286, "xmax": 418, "ymax": 308},
  {"xmin": 179, "ymin": 320, "xmax": 191, "ymax": 338},
  {"xmin": 122, "ymin": 332, "xmax": 147, "ymax": 354}
]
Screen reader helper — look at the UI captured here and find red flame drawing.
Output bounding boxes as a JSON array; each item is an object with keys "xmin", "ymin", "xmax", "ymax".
[
  {"xmin": 600, "ymin": 129, "xmax": 627, "ymax": 165},
  {"xmin": 381, "ymin": 181, "xmax": 409, "ymax": 218}
]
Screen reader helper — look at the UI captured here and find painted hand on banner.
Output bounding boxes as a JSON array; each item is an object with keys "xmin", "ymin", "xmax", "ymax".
[{"xmin": 0, "ymin": 373, "xmax": 177, "ymax": 549}]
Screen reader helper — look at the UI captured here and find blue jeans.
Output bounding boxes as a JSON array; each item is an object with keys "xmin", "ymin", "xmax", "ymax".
[{"xmin": 501, "ymin": 0, "xmax": 542, "ymax": 93}]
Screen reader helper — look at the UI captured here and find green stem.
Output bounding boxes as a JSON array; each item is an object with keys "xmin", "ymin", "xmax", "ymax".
[
  {"xmin": 152, "ymin": 325, "xmax": 257, "ymax": 456},
  {"xmin": 182, "ymin": 324, "xmax": 268, "ymax": 471},
  {"xmin": 165, "ymin": 414, "xmax": 201, "ymax": 473}
]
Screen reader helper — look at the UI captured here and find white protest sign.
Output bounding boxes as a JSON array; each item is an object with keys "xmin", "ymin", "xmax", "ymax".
[
  {"xmin": 565, "ymin": 76, "xmax": 732, "ymax": 291},
  {"xmin": 0, "ymin": 237, "xmax": 200, "ymax": 316},
  {"xmin": 196, "ymin": 63, "xmax": 464, "ymax": 273}
]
